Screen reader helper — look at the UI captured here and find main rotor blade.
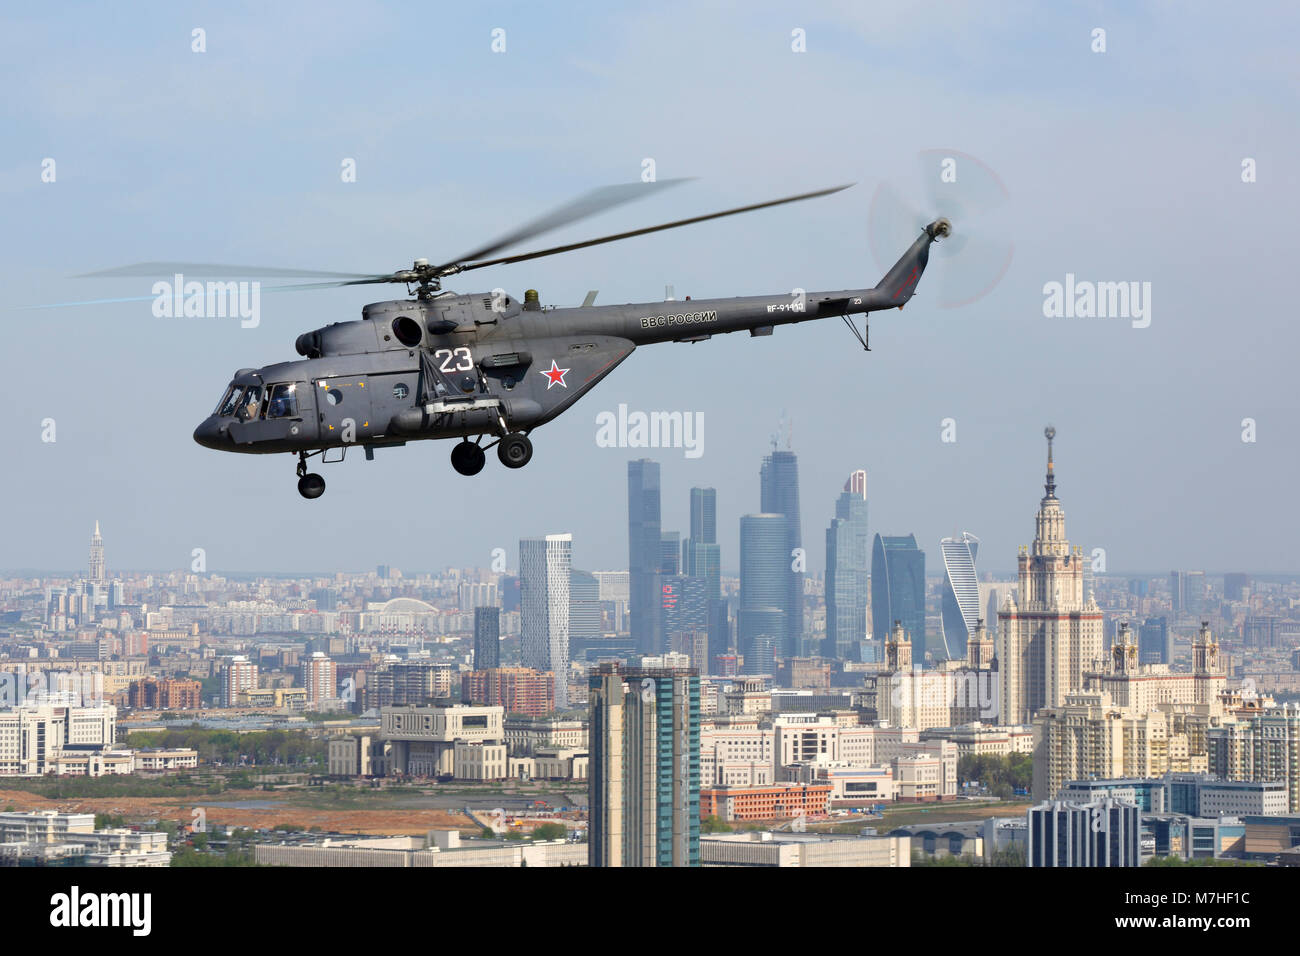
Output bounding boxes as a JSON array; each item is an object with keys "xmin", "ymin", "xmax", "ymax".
[
  {"xmin": 453, "ymin": 183, "xmax": 854, "ymax": 274},
  {"xmin": 434, "ymin": 178, "xmax": 692, "ymax": 273},
  {"xmin": 16, "ymin": 281, "xmax": 352, "ymax": 310},
  {"xmin": 76, "ymin": 262, "xmax": 381, "ymax": 280}
]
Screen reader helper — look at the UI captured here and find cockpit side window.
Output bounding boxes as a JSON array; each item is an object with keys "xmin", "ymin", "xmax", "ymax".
[
  {"xmin": 217, "ymin": 386, "xmax": 243, "ymax": 417},
  {"xmin": 266, "ymin": 383, "xmax": 300, "ymax": 419}
]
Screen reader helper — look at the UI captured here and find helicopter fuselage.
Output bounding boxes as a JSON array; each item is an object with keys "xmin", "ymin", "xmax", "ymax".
[{"xmin": 191, "ymin": 220, "xmax": 947, "ymax": 484}]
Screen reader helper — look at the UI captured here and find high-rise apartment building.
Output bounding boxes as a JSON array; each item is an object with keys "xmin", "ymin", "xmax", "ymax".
[
  {"xmin": 221, "ymin": 655, "xmax": 258, "ymax": 708},
  {"xmin": 1209, "ymin": 702, "xmax": 1300, "ymax": 812},
  {"xmin": 588, "ymin": 664, "xmax": 700, "ymax": 867},
  {"xmin": 521, "ymin": 534, "xmax": 572, "ymax": 710},
  {"xmin": 997, "ymin": 428, "xmax": 1104, "ymax": 725},
  {"xmin": 824, "ymin": 470, "xmax": 869, "ymax": 661},
  {"xmin": 301, "ymin": 652, "xmax": 337, "ymax": 704},
  {"xmin": 473, "ymin": 607, "xmax": 501, "ymax": 670},
  {"xmin": 372, "ymin": 660, "xmax": 455, "ymax": 707},
  {"xmin": 462, "ymin": 667, "xmax": 554, "ymax": 717},
  {"xmin": 628, "ymin": 460, "xmax": 663, "ymax": 656}
]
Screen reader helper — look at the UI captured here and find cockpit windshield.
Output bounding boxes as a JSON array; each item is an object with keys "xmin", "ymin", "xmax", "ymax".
[
  {"xmin": 215, "ymin": 382, "xmax": 298, "ymax": 420},
  {"xmin": 237, "ymin": 385, "xmax": 263, "ymax": 421},
  {"xmin": 215, "ymin": 385, "xmax": 242, "ymax": 417}
]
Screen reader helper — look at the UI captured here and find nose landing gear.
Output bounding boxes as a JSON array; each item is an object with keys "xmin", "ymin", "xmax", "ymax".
[{"xmin": 296, "ymin": 453, "xmax": 326, "ymax": 499}]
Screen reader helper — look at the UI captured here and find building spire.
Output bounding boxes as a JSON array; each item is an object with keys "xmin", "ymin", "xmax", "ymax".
[{"xmin": 1043, "ymin": 425, "xmax": 1057, "ymax": 499}]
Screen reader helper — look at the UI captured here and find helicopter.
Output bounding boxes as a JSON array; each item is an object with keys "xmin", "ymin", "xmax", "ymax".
[{"xmin": 82, "ymin": 180, "xmax": 951, "ymax": 498}]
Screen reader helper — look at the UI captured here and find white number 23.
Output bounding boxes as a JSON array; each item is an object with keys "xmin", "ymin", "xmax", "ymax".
[{"xmin": 436, "ymin": 347, "xmax": 473, "ymax": 372}]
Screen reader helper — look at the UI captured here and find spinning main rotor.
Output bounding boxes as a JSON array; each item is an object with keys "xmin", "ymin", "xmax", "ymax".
[{"xmin": 78, "ymin": 180, "xmax": 854, "ymax": 300}]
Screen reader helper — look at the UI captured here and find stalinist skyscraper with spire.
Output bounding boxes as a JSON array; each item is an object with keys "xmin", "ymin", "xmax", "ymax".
[
  {"xmin": 996, "ymin": 427, "xmax": 1103, "ymax": 725},
  {"xmin": 88, "ymin": 521, "xmax": 106, "ymax": 583}
]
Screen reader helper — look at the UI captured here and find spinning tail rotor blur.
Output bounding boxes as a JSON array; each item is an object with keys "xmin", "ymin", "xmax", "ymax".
[{"xmin": 869, "ymin": 149, "xmax": 1014, "ymax": 309}]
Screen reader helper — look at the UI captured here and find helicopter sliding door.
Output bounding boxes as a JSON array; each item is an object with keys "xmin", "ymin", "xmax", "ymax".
[{"xmin": 314, "ymin": 375, "xmax": 375, "ymax": 446}]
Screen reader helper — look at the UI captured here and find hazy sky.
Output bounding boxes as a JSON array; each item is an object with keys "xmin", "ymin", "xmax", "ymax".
[{"xmin": 3, "ymin": 1, "xmax": 1297, "ymax": 577}]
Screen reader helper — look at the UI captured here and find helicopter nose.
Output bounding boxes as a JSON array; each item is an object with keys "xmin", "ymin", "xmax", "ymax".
[{"xmin": 193, "ymin": 416, "xmax": 227, "ymax": 450}]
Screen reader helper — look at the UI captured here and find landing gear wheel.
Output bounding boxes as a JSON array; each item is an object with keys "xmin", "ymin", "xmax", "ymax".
[
  {"xmin": 497, "ymin": 433, "xmax": 533, "ymax": 469},
  {"xmin": 451, "ymin": 441, "xmax": 486, "ymax": 476},
  {"xmin": 297, "ymin": 473, "xmax": 326, "ymax": 499}
]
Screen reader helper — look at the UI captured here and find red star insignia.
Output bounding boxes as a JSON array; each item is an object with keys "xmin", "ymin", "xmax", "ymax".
[{"xmin": 539, "ymin": 359, "xmax": 570, "ymax": 389}]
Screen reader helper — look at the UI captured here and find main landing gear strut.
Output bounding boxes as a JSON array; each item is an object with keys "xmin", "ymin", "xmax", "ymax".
[
  {"xmin": 450, "ymin": 432, "xmax": 533, "ymax": 476},
  {"xmin": 297, "ymin": 452, "xmax": 326, "ymax": 499}
]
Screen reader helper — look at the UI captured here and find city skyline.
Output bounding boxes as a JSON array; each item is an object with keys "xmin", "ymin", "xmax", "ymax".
[{"xmin": 15, "ymin": 472, "xmax": 1291, "ymax": 582}]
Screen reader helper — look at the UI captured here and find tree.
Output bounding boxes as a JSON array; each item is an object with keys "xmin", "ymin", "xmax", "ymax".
[
  {"xmin": 530, "ymin": 822, "xmax": 567, "ymax": 841},
  {"xmin": 701, "ymin": 815, "xmax": 733, "ymax": 834}
]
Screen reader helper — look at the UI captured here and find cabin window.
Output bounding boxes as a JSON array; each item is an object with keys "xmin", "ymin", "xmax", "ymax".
[{"xmin": 266, "ymin": 383, "xmax": 299, "ymax": 419}]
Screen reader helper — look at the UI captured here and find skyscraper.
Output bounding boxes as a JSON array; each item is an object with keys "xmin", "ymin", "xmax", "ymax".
[
  {"xmin": 739, "ymin": 514, "xmax": 788, "ymax": 675},
  {"xmin": 871, "ymin": 534, "xmax": 926, "ymax": 658},
  {"xmin": 1223, "ymin": 573, "xmax": 1250, "ymax": 603},
  {"xmin": 760, "ymin": 448, "xmax": 803, "ymax": 656},
  {"xmin": 939, "ymin": 532, "xmax": 981, "ymax": 661},
  {"xmin": 628, "ymin": 460, "xmax": 663, "ymax": 655},
  {"xmin": 689, "ymin": 486, "xmax": 717, "ymax": 544},
  {"xmin": 662, "ymin": 574, "xmax": 709, "ymax": 643},
  {"xmin": 824, "ymin": 470, "xmax": 869, "ymax": 661},
  {"xmin": 997, "ymin": 427, "xmax": 1104, "ymax": 725},
  {"xmin": 521, "ymin": 534, "xmax": 572, "ymax": 710},
  {"xmin": 1137, "ymin": 616, "xmax": 1171, "ymax": 665},
  {"xmin": 569, "ymin": 570, "xmax": 602, "ymax": 643},
  {"xmin": 588, "ymin": 663, "xmax": 700, "ymax": 867},
  {"xmin": 88, "ymin": 521, "xmax": 105, "ymax": 584},
  {"xmin": 660, "ymin": 532, "xmax": 681, "ymax": 575},
  {"xmin": 1170, "ymin": 570, "xmax": 1206, "ymax": 619},
  {"xmin": 473, "ymin": 606, "xmax": 501, "ymax": 670},
  {"xmin": 682, "ymin": 488, "xmax": 720, "ymax": 587},
  {"xmin": 682, "ymin": 487, "xmax": 724, "ymax": 663}
]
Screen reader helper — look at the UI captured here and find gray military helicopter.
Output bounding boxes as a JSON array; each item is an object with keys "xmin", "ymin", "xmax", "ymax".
[{"xmin": 86, "ymin": 181, "xmax": 950, "ymax": 498}]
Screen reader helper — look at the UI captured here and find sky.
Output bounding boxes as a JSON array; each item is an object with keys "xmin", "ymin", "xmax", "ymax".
[{"xmin": 2, "ymin": 1, "xmax": 1297, "ymax": 577}]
